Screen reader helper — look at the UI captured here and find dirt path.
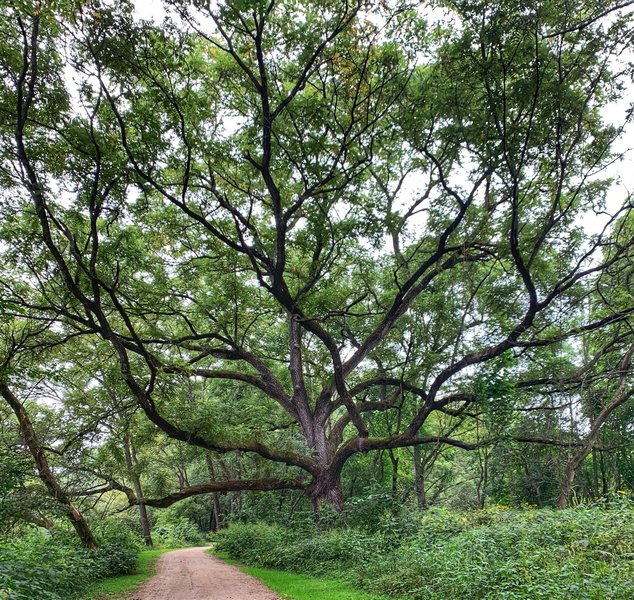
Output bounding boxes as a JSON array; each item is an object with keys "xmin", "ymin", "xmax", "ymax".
[{"xmin": 128, "ymin": 546, "xmax": 281, "ymax": 600}]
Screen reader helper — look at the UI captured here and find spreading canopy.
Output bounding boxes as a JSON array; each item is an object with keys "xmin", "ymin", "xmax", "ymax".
[{"xmin": 0, "ymin": 0, "xmax": 633, "ymax": 510}]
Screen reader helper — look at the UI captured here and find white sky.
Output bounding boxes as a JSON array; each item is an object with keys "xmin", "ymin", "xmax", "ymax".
[{"xmin": 134, "ymin": 0, "xmax": 166, "ymax": 21}]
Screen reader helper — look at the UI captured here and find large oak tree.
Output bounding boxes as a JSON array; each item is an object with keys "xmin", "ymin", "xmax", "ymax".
[{"xmin": 1, "ymin": 0, "xmax": 633, "ymax": 514}]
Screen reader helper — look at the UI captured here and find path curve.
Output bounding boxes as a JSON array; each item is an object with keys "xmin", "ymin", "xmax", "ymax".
[{"xmin": 128, "ymin": 546, "xmax": 281, "ymax": 600}]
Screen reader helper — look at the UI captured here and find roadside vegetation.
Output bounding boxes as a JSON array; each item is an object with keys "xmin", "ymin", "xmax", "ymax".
[
  {"xmin": 80, "ymin": 549, "xmax": 170, "ymax": 600},
  {"xmin": 0, "ymin": 514, "xmax": 203, "ymax": 600},
  {"xmin": 0, "ymin": 523, "xmax": 138, "ymax": 600},
  {"xmin": 215, "ymin": 497, "xmax": 634, "ymax": 600}
]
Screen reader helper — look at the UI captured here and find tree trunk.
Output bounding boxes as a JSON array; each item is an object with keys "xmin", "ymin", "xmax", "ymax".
[
  {"xmin": 123, "ymin": 432, "xmax": 153, "ymax": 547},
  {"xmin": 137, "ymin": 502, "xmax": 152, "ymax": 546},
  {"xmin": 348, "ymin": 473, "xmax": 357, "ymax": 498},
  {"xmin": 205, "ymin": 453, "xmax": 223, "ymax": 532},
  {"xmin": 211, "ymin": 492, "xmax": 222, "ymax": 532},
  {"xmin": 476, "ymin": 447, "xmax": 489, "ymax": 509},
  {"xmin": 0, "ymin": 383, "xmax": 97, "ymax": 549},
  {"xmin": 388, "ymin": 449, "xmax": 399, "ymax": 495},
  {"xmin": 307, "ymin": 471, "xmax": 344, "ymax": 524},
  {"xmin": 558, "ymin": 466, "xmax": 577, "ymax": 509},
  {"xmin": 600, "ymin": 450, "xmax": 608, "ymax": 496},
  {"xmin": 591, "ymin": 447, "xmax": 599, "ymax": 498},
  {"xmin": 413, "ymin": 445, "xmax": 426, "ymax": 509}
]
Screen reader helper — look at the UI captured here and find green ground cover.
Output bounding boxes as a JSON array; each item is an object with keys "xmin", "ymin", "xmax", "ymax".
[
  {"xmin": 212, "ymin": 550, "xmax": 388, "ymax": 600},
  {"xmin": 81, "ymin": 548, "xmax": 170, "ymax": 600}
]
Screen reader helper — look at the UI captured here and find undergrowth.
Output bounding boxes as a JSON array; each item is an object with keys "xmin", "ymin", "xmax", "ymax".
[
  {"xmin": 0, "ymin": 522, "xmax": 140, "ymax": 600},
  {"xmin": 215, "ymin": 504, "xmax": 634, "ymax": 600}
]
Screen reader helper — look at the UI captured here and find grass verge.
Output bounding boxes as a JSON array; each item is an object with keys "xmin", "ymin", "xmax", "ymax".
[
  {"xmin": 81, "ymin": 548, "xmax": 171, "ymax": 599},
  {"xmin": 210, "ymin": 550, "xmax": 388, "ymax": 600}
]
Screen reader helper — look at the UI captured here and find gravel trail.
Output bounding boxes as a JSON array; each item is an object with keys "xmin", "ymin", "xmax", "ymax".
[{"xmin": 128, "ymin": 546, "xmax": 281, "ymax": 600}]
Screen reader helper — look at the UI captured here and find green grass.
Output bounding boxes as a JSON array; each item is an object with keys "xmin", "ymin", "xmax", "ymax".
[
  {"xmin": 210, "ymin": 550, "xmax": 388, "ymax": 600},
  {"xmin": 81, "ymin": 548, "xmax": 171, "ymax": 599}
]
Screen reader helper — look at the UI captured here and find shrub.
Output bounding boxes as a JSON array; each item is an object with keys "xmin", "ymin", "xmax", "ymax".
[
  {"xmin": 154, "ymin": 515, "xmax": 205, "ymax": 547},
  {"xmin": 361, "ymin": 508, "xmax": 634, "ymax": 599},
  {"xmin": 92, "ymin": 521, "xmax": 141, "ymax": 577},
  {"xmin": 215, "ymin": 522, "xmax": 287, "ymax": 566},
  {"xmin": 217, "ymin": 506, "xmax": 634, "ymax": 600},
  {"xmin": 216, "ymin": 521, "xmax": 387, "ymax": 580},
  {"xmin": 0, "ymin": 546, "xmax": 62, "ymax": 600},
  {"xmin": 0, "ymin": 520, "xmax": 141, "ymax": 600}
]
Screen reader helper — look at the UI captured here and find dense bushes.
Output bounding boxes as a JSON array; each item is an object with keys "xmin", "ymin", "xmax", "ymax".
[
  {"xmin": 364, "ymin": 508, "xmax": 634, "ymax": 599},
  {"xmin": 0, "ymin": 522, "xmax": 141, "ymax": 600},
  {"xmin": 152, "ymin": 503, "xmax": 207, "ymax": 547},
  {"xmin": 154, "ymin": 515, "xmax": 206, "ymax": 548},
  {"xmin": 216, "ymin": 522, "xmax": 380, "ymax": 575},
  {"xmin": 215, "ymin": 505, "xmax": 634, "ymax": 600}
]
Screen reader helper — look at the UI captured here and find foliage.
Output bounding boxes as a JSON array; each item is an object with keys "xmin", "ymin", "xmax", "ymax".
[
  {"xmin": 0, "ymin": 547, "xmax": 60, "ymax": 600},
  {"xmin": 153, "ymin": 512, "xmax": 206, "ymax": 548},
  {"xmin": 0, "ymin": 2, "xmax": 632, "ymax": 596},
  {"xmin": 0, "ymin": 447, "xmax": 41, "ymax": 533},
  {"xmin": 91, "ymin": 521, "xmax": 142, "ymax": 578},
  {"xmin": 216, "ymin": 506, "xmax": 634, "ymax": 600},
  {"xmin": 0, "ymin": 523, "xmax": 141, "ymax": 600},
  {"xmin": 79, "ymin": 549, "xmax": 171, "ymax": 600},
  {"xmin": 216, "ymin": 522, "xmax": 381, "ymax": 576},
  {"xmin": 0, "ymin": 0, "xmax": 632, "ymax": 522}
]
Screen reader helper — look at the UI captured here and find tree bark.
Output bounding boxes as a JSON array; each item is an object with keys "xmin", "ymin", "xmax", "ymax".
[
  {"xmin": 123, "ymin": 432, "xmax": 153, "ymax": 547},
  {"xmin": 476, "ymin": 446, "xmax": 489, "ymax": 509},
  {"xmin": 0, "ymin": 383, "xmax": 97, "ymax": 549},
  {"xmin": 600, "ymin": 450, "xmax": 608, "ymax": 496},
  {"xmin": 211, "ymin": 492, "xmax": 222, "ymax": 532},
  {"xmin": 307, "ymin": 471, "xmax": 345, "ymax": 524},
  {"xmin": 413, "ymin": 445, "xmax": 426, "ymax": 509},
  {"xmin": 388, "ymin": 449, "xmax": 399, "ymax": 495},
  {"xmin": 591, "ymin": 446, "xmax": 599, "ymax": 497},
  {"xmin": 205, "ymin": 453, "xmax": 222, "ymax": 532}
]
